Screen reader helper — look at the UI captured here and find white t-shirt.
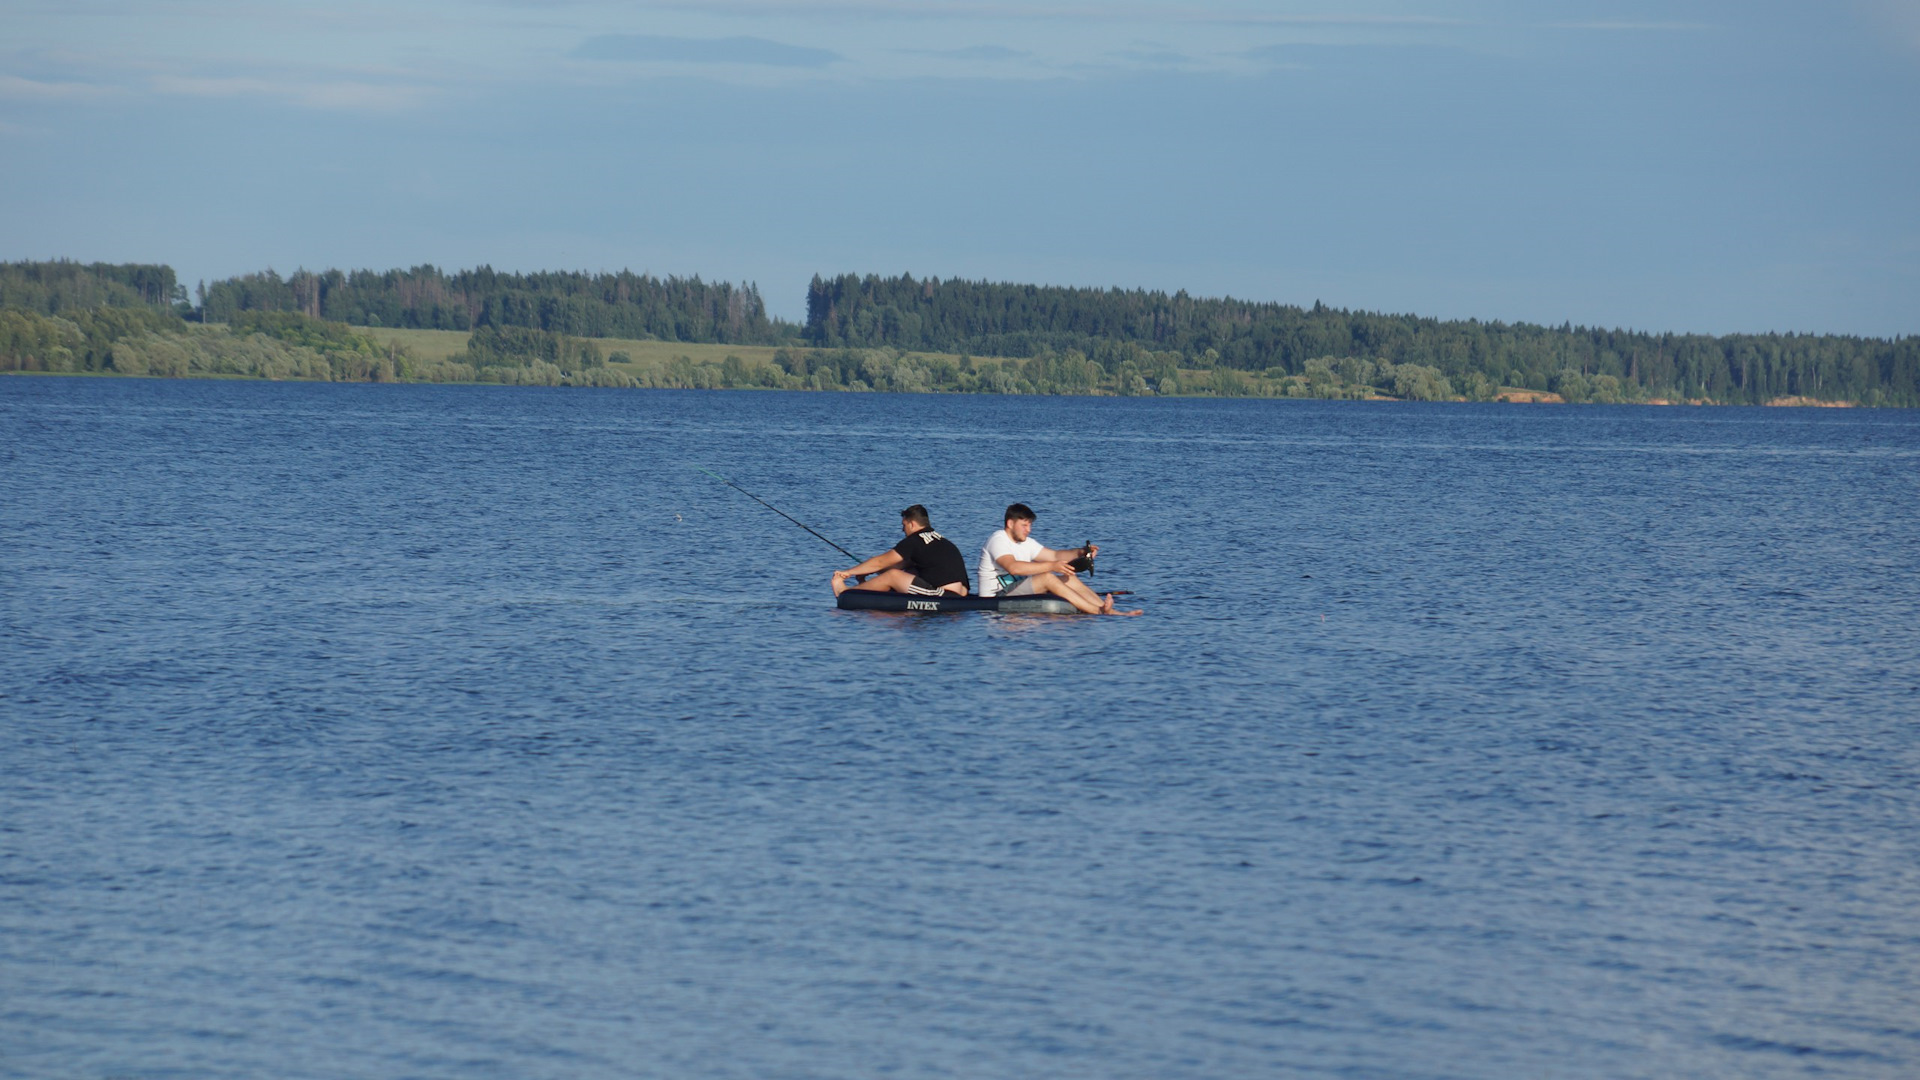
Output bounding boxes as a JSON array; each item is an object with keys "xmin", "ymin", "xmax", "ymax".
[{"xmin": 978, "ymin": 528, "xmax": 1045, "ymax": 596}]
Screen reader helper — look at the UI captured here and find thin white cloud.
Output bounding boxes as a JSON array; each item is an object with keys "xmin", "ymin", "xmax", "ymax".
[
  {"xmin": 1195, "ymin": 11, "xmax": 1465, "ymax": 27},
  {"xmin": 1860, "ymin": 0, "xmax": 1920, "ymax": 52},
  {"xmin": 150, "ymin": 75, "xmax": 434, "ymax": 111},
  {"xmin": 902, "ymin": 44, "xmax": 1031, "ymax": 61},
  {"xmin": 1241, "ymin": 42, "xmax": 1367, "ymax": 68},
  {"xmin": 1543, "ymin": 21, "xmax": 1715, "ymax": 32},
  {"xmin": 0, "ymin": 74, "xmax": 118, "ymax": 100},
  {"xmin": 1114, "ymin": 46, "xmax": 1194, "ymax": 67},
  {"xmin": 6, "ymin": 0, "xmax": 1486, "ymax": 100},
  {"xmin": 617, "ymin": 1, "xmax": 1465, "ymax": 26},
  {"xmin": 573, "ymin": 34, "xmax": 842, "ymax": 66}
]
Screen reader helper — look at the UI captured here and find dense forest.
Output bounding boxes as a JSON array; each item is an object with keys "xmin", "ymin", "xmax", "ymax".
[
  {"xmin": 202, "ymin": 265, "xmax": 791, "ymax": 345},
  {"xmin": 1, "ymin": 260, "xmax": 188, "ymax": 314},
  {"xmin": 806, "ymin": 274, "xmax": 1920, "ymax": 407},
  {"xmin": 0, "ymin": 263, "xmax": 1245, "ymax": 393},
  {"xmin": 5, "ymin": 260, "xmax": 1916, "ymax": 405},
  {"xmin": 1, "ymin": 261, "xmax": 421, "ymax": 381}
]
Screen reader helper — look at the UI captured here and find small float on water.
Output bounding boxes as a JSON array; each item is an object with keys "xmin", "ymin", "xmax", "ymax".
[{"xmin": 835, "ymin": 591, "xmax": 1081, "ymax": 615}]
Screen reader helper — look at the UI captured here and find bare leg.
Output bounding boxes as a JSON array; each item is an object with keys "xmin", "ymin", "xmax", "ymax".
[
  {"xmin": 1052, "ymin": 572, "xmax": 1142, "ymax": 616},
  {"xmin": 1055, "ymin": 572, "xmax": 1108, "ymax": 611},
  {"xmin": 847, "ymin": 568, "xmax": 922, "ymax": 594},
  {"xmin": 1020, "ymin": 573, "xmax": 1106, "ymax": 614}
]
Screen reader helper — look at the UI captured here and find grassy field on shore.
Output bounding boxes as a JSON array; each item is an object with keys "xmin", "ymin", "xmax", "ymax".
[
  {"xmin": 1, "ymin": 318, "xmax": 1826, "ymax": 405},
  {"xmin": 354, "ymin": 327, "xmax": 804, "ymax": 371},
  {"xmin": 350, "ymin": 327, "xmax": 1354, "ymax": 397}
]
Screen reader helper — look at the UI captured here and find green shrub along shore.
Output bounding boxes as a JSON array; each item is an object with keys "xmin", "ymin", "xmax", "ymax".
[{"xmin": 4, "ymin": 260, "xmax": 1914, "ymax": 405}]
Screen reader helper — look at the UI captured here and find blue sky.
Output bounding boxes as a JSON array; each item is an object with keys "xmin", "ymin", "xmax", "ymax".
[{"xmin": 3, "ymin": 0, "xmax": 1916, "ymax": 335}]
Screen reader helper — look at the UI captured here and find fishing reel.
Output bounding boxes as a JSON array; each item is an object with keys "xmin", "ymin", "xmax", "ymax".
[{"xmin": 1067, "ymin": 539, "xmax": 1096, "ymax": 575}]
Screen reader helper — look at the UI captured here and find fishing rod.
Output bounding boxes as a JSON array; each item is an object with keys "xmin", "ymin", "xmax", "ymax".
[
  {"xmin": 692, "ymin": 466, "xmax": 862, "ymax": 563},
  {"xmin": 1068, "ymin": 543, "xmax": 1133, "ymax": 597},
  {"xmin": 1065, "ymin": 540, "xmax": 1138, "ymax": 596}
]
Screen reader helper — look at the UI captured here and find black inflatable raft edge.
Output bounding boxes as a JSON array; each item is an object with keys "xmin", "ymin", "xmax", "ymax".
[{"xmin": 836, "ymin": 591, "xmax": 1081, "ymax": 615}]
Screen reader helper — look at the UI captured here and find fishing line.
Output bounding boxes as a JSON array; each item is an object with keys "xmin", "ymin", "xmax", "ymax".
[{"xmin": 692, "ymin": 466, "xmax": 861, "ymax": 563}]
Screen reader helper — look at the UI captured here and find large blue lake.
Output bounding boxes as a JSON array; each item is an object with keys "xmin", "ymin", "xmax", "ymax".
[{"xmin": 3, "ymin": 377, "xmax": 1918, "ymax": 1079}]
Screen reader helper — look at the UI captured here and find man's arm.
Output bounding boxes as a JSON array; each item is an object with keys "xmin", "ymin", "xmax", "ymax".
[
  {"xmin": 995, "ymin": 551, "xmax": 1078, "ymax": 577},
  {"xmin": 996, "ymin": 542, "xmax": 1098, "ymax": 578},
  {"xmin": 833, "ymin": 549, "xmax": 904, "ymax": 587}
]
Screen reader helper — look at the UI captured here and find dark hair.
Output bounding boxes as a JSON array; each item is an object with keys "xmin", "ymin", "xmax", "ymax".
[
  {"xmin": 900, "ymin": 504, "xmax": 931, "ymax": 527},
  {"xmin": 1003, "ymin": 502, "xmax": 1036, "ymax": 523}
]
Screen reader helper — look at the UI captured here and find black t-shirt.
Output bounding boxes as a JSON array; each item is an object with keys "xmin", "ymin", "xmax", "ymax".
[{"xmin": 893, "ymin": 528, "xmax": 970, "ymax": 591}]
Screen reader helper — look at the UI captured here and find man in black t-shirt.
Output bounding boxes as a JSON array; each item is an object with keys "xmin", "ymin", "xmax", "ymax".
[{"xmin": 831, "ymin": 504, "xmax": 972, "ymax": 598}]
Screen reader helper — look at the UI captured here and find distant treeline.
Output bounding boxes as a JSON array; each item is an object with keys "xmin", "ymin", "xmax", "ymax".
[
  {"xmin": 644, "ymin": 346, "xmax": 1497, "ymax": 401},
  {"xmin": 806, "ymin": 274, "xmax": 1920, "ymax": 407},
  {"xmin": 201, "ymin": 265, "xmax": 792, "ymax": 345},
  {"xmin": 0, "ymin": 261, "xmax": 639, "ymax": 386},
  {"xmin": 643, "ymin": 345, "xmax": 1340, "ymax": 397},
  {"xmin": 1, "ymin": 260, "xmax": 186, "ymax": 314},
  {"xmin": 1, "ymin": 303, "xmax": 423, "ymax": 382},
  {"xmin": 7, "ymin": 260, "xmax": 1918, "ymax": 405}
]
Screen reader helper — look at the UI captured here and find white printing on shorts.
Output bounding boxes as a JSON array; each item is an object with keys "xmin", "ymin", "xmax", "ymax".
[{"xmin": 977, "ymin": 528, "xmax": 1045, "ymax": 597}]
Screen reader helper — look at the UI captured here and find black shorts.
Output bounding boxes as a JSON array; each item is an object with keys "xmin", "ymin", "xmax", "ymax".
[{"xmin": 907, "ymin": 577, "xmax": 952, "ymax": 596}]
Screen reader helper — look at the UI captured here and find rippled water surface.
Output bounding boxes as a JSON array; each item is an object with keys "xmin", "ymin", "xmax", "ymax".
[{"xmin": 4, "ymin": 378, "xmax": 1919, "ymax": 1079}]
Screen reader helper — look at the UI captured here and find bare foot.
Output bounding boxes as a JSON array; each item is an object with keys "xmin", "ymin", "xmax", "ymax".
[
  {"xmin": 831, "ymin": 573, "xmax": 848, "ymax": 597},
  {"xmin": 1100, "ymin": 594, "xmax": 1144, "ymax": 616}
]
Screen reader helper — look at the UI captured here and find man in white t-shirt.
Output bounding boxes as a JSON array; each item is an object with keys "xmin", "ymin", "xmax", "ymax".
[{"xmin": 977, "ymin": 503, "xmax": 1141, "ymax": 615}]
